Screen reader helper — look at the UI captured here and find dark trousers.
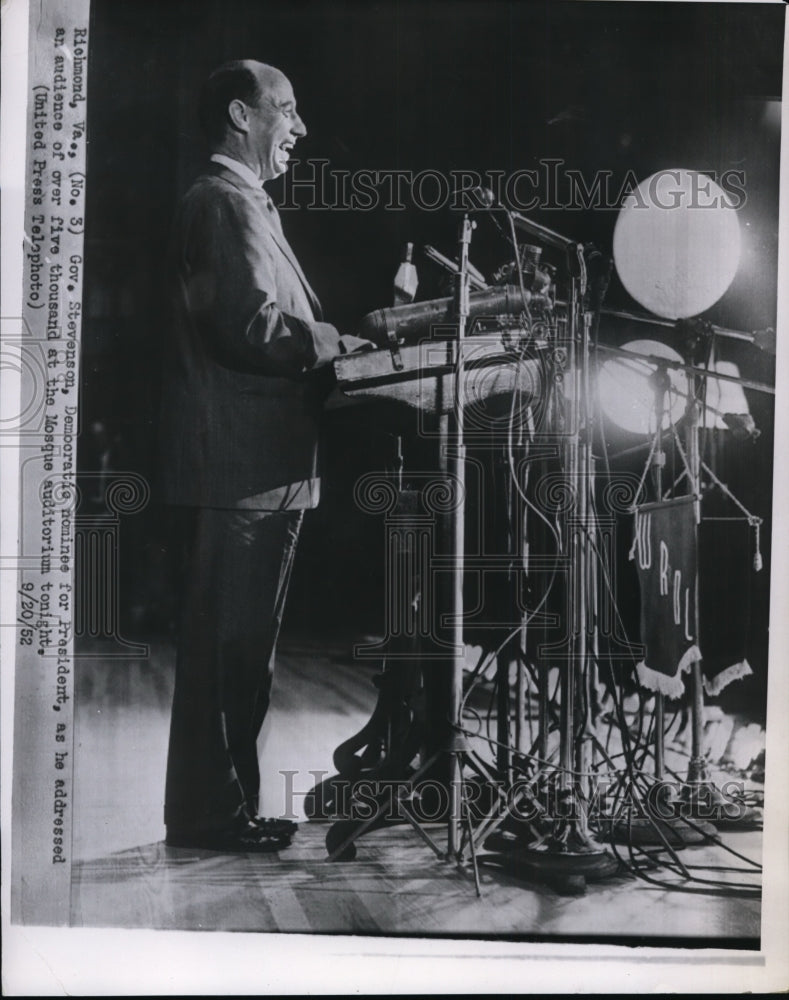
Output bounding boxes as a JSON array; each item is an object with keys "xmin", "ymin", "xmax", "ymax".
[{"xmin": 164, "ymin": 506, "xmax": 303, "ymax": 837}]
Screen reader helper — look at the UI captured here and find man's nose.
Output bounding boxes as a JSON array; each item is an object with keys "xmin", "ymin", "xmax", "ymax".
[{"xmin": 291, "ymin": 112, "xmax": 307, "ymax": 138}]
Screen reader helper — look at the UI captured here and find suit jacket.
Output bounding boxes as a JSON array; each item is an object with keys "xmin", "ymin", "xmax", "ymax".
[{"xmin": 159, "ymin": 162, "xmax": 344, "ymax": 509}]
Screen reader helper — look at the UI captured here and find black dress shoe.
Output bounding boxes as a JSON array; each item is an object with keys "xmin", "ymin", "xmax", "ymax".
[
  {"xmin": 165, "ymin": 821, "xmax": 292, "ymax": 853},
  {"xmin": 251, "ymin": 816, "xmax": 299, "ymax": 836}
]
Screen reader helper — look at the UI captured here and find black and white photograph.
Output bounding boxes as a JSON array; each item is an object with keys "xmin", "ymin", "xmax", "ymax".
[{"xmin": 2, "ymin": 0, "xmax": 788, "ymax": 993}]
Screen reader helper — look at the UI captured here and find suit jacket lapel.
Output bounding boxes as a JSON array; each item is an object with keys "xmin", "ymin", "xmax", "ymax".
[
  {"xmin": 205, "ymin": 162, "xmax": 324, "ymax": 321},
  {"xmin": 263, "ymin": 221, "xmax": 324, "ymax": 322}
]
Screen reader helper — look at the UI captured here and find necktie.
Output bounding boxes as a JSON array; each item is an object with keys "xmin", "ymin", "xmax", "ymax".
[{"xmin": 262, "ymin": 191, "xmax": 282, "ymax": 233}]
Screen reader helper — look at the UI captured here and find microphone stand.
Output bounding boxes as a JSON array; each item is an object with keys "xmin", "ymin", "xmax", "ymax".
[
  {"xmin": 547, "ymin": 243, "xmax": 616, "ymax": 874},
  {"xmin": 595, "ymin": 343, "xmax": 775, "ymax": 398},
  {"xmin": 324, "ymin": 218, "xmax": 491, "ymax": 892},
  {"xmin": 474, "ymin": 213, "xmax": 618, "ymax": 892},
  {"xmin": 445, "ymin": 212, "xmax": 475, "ymax": 867},
  {"xmin": 599, "ymin": 307, "xmax": 776, "ymax": 355}
]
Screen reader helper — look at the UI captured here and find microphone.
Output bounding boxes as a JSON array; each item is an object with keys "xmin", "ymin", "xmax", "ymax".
[
  {"xmin": 722, "ymin": 412, "xmax": 761, "ymax": 441},
  {"xmin": 358, "ymin": 285, "xmax": 526, "ymax": 346},
  {"xmin": 454, "ymin": 184, "xmax": 581, "ymax": 254},
  {"xmin": 584, "ymin": 243, "xmax": 613, "ymax": 312},
  {"xmin": 752, "ymin": 327, "xmax": 776, "ymax": 355},
  {"xmin": 451, "ymin": 184, "xmax": 496, "ymax": 212},
  {"xmin": 509, "ymin": 209, "xmax": 579, "ymax": 254},
  {"xmin": 753, "ymin": 520, "xmax": 763, "ymax": 573}
]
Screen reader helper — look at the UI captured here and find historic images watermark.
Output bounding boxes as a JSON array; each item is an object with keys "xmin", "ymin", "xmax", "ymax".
[
  {"xmin": 278, "ymin": 769, "xmax": 751, "ymax": 824},
  {"xmin": 279, "ymin": 159, "xmax": 748, "ymax": 213}
]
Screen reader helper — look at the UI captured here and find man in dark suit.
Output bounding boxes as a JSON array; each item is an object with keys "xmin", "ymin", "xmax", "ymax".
[{"xmin": 160, "ymin": 60, "xmax": 371, "ymax": 852}]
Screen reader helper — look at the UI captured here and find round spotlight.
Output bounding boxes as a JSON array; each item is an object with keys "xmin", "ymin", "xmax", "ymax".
[
  {"xmin": 598, "ymin": 339, "xmax": 688, "ymax": 435},
  {"xmin": 613, "ymin": 168, "xmax": 741, "ymax": 320}
]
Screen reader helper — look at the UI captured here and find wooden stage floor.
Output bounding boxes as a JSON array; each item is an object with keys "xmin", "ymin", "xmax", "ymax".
[{"xmin": 70, "ymin": 635, "xmax": 762, "ymax": 943}]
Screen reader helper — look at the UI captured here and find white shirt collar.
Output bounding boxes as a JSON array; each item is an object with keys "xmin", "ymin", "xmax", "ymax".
[{"xmin": 210, "ymin": 153, "xmax": 262, "ymax": 190}]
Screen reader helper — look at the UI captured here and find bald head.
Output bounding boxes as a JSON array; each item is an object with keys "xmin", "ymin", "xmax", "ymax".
[{"xmin": 246, "ymin": 60, "xmax": 289, "ymax": 94}]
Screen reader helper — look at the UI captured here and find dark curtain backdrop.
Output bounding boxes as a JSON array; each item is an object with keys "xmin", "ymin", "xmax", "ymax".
[{"xmin": 80, "ymin": 0, "xmax": 782, "ymax": 717}]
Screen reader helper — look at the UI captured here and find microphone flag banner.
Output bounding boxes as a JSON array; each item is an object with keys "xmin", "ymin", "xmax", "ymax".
[{"xmin": 629, "ymin": 496, "xmax": 702, "ymax": 698}]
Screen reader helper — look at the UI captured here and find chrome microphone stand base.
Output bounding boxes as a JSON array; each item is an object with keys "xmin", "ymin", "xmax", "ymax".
[{"xmin": 480, "ymin": 828, "xmax": 619, "ymax": 896}]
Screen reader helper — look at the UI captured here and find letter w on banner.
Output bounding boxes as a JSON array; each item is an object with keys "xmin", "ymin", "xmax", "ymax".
[{"xmin": 629, "ymin": 496, "xmax": 702, "ymax": 698}]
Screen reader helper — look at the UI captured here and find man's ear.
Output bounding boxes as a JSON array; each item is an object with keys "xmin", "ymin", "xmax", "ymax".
[{"xmin": 227, "ymin": 99, "xmax": 250, "ymax": 134}]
